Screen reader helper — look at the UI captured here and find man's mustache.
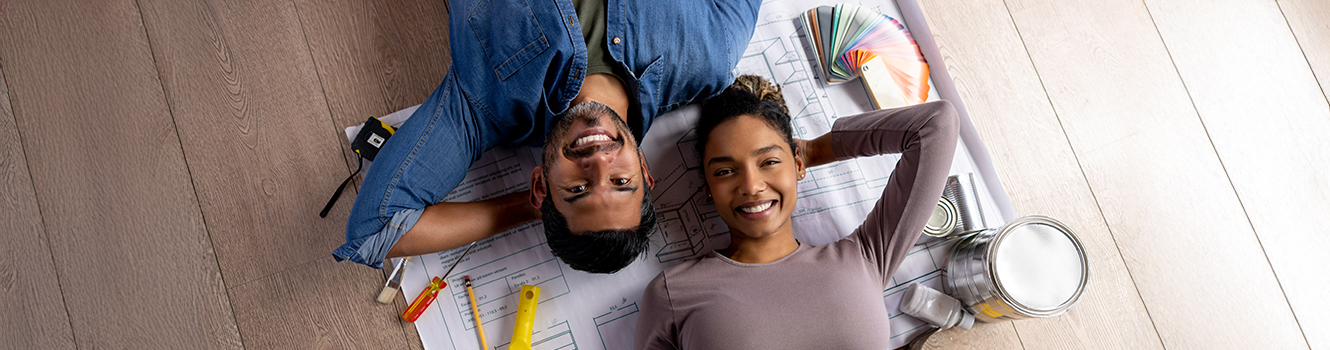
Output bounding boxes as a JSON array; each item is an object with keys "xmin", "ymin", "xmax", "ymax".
[{"xmin": 564, "ymin": 137, "xmax": 624, "ymax": 160}]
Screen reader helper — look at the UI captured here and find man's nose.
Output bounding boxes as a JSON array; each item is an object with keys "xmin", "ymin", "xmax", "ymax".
[{"xmin": 578, "ymin": 149, "xmax": 616, "ymax": 170}]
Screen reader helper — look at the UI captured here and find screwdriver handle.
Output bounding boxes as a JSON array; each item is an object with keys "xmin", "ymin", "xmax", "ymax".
[{"xmin": 402, "ymin": 277, "xmax": 445, "ymax": 322}]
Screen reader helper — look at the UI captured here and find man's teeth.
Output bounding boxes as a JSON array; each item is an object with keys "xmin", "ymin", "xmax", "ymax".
[
  {"xmin": 738, "ymin": 201, "xmax": 773, "ymax": 213},
  {"xmin": 574, "ymin": 134, "xmax": 611, "ymax": 147}
]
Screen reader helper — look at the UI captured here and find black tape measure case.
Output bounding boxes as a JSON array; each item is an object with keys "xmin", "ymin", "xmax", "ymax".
[
  {"xmin": 352, "ymin": 116, "xmax": 396, "ymax": 161},
  {"xmin": 320, "ymin": 116, "xmax": 396, "ymax": 218}
]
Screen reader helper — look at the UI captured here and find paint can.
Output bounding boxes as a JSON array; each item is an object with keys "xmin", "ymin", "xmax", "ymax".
[
  {"xmin": 943, "ymin": 215, "xmax": 1088, "ymax": 322},
  {"xmin": 943, "ymin": 173, "xmax": 986, "ymax": 237},
  {"xmin": 921, "ymin": 197, "xmax": 959, "ymax": 240}
]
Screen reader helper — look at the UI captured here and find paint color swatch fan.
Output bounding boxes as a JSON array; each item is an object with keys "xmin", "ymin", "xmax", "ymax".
[{"xmin": 801, "ymin": 4, "xmax": 930, "ymax": 109}]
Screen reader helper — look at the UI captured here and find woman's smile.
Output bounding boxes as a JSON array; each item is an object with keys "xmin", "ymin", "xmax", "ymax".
[{"xmin": 734, "ymin": 199, "xmax": 778, "ymax": 219}]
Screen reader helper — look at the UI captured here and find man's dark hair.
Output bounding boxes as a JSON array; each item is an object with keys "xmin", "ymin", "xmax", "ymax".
[
  {"xmin": 541, "ymin": 183, "xmax": 656, "ymax": 274},
  {"xmin": 539, "ymin": 101, "xmax": 657, "ymax": 274},
  {"xmin": 696, "ymin": 75, "xmax": 797, "ymax": 159}
]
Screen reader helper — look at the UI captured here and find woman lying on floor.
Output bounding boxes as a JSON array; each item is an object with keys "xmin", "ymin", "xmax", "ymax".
[{"xmin": 633, "ymin": 75, "xmax": 959, "ymax": 349}]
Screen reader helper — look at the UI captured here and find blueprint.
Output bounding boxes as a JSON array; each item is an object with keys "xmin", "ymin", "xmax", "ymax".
[{"xmin": 351, "ymin": 0, "xmax": 1016, "ymax": 349}]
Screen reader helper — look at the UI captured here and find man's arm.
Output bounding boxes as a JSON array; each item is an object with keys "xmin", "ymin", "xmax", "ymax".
[{"xmin": 385, "ymin": 191, "xmax": 541, "ymax": 258}]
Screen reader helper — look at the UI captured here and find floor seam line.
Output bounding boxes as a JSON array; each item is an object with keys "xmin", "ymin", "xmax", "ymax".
[
  {"xmin": 0, "ymin": 48, "xmax": 81, "ymax": 349},
  {"xmin": 1001, "ymin": 0, "xmax": 1168, "ymax": 348},
  {"xmin": 133, "ymin": 0, "xmax": 247, "ymax": 347},
  {"xmin": 289, "ymin": 0, "xmax": 359, "ymax": 179},
  {"xmin": 1142, "ymin": 1, "xmax": 1311, "ymax": 348},
  {"xmin": 1275, "ymin": 0, "xmax": 1330, "ymax": 112}
]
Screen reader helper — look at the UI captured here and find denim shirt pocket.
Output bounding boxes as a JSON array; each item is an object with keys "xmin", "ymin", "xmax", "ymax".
[
  {"xmin": 636, "ymin": 56, "xmax": 669, "ymax": 113},
  {"xmin": 468, "ymin": 0, "xmax": 549, "ymax": 81}
]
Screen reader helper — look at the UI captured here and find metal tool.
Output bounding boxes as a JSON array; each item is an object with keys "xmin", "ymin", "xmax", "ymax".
[{"xmin": 401, "ymin": 242, "xmax": 478, "ymax": 322}]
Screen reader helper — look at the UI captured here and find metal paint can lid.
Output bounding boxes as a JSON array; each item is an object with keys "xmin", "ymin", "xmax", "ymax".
[
  {"xmin": 923, "ymin": 197, "xmax": 959, "ymax": 237},
  {"xmin": 990, "ymin": 215, "xmax": 1089, "ymax": 315}
]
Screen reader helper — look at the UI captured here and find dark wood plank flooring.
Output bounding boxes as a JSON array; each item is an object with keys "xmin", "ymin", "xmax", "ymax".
[
  {"xmin": 0, "ymin": 39, "xmax": 77, "ymax": 350},
  {"xmin": 0, "ymin": 0, "xmax": 241, "ymax": 348}
]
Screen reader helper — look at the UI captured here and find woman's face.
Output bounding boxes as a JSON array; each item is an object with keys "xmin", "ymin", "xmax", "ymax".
[{"xmin": 702, "ymin": 114, "xmax": 805, "ymax": 241}]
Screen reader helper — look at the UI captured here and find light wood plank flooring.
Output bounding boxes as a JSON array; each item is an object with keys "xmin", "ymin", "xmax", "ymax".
[{"xmin": 0, "ymin": 0, "xmax": 1323, "ymax": 348}]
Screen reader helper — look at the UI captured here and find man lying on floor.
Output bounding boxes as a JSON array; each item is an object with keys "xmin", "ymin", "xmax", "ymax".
[{"xmin": 334, "ymin": 0, "xmax": 762, "ymax": 273}]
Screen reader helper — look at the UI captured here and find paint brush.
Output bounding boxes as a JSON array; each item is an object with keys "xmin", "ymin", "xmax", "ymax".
[{"xmin": 377, "ymin": 256, "xmax": 411, "ymax": 304}]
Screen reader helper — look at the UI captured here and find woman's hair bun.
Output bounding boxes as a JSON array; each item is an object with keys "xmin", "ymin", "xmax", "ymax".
[{"xmin": 730, "ymin": 75, "xmax": 788, "ymax": 115}]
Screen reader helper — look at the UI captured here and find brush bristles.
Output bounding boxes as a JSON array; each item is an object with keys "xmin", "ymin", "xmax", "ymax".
[{"xmin": 376, "ymin": 286, "xmax": 399, "ymax": 304}]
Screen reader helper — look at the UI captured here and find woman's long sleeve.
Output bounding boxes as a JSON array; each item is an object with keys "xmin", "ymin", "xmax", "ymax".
[{"xmin": 830, "ymin": 100, "xmax": 959, "ymax": 285}]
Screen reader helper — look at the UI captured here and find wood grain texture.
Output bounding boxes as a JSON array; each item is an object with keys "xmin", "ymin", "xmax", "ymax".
[
  {"xmin": 137, "ymin": 0, "xmax": 352, "ymax": 287},
  {"xmin": 135, "ymin": 0, "xmax": 416, "ymax": 347},
  {"xmin": 0, "ymin": 0, "xmax": 241, "ymax": 348},
  {"xmin": 0, "ymin": 52, "xmax": 76, "ymax": 350},
  {"xmin": 293, "ymin": 3, "xmax": 451, "ymax": 347},
  {"xmin": 1144, "ymin": 0, "xmax": 1330, "ymax": 348},
  {"xmin": 921, "ymin": 322, "xmax": 1025, "ymax": 350},
  {"xmin": 229, "ymin": 258, "xmax": 411, "ymax": 349},
  {"xmin": 1280, "ymin": 0, "xmax": 1330, "ymax": 104},
  {"xmin": 1004, "ymin": 0, "xmax": 1309, "ymax": 348},
  {"xmin": 915, "ymin": 0, "xmax": 1164, "ymax": 349},
  {"xmin": 292, "ymin": 0, "xmax": 451, "ymax": 183}
]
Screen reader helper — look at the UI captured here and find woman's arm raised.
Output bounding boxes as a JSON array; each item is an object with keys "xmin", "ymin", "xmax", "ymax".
[{"xmin": 829, "ymin": 101, "xmax": 959, "ymax": 285}]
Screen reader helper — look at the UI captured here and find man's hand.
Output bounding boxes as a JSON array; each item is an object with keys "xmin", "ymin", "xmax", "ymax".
[{"xmin": 796, "ymin": 136, "xmax": 835, "ymax": 169}]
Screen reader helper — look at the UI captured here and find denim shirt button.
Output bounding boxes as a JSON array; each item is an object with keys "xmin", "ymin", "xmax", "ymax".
[
  {"xmin": 567, "ymin": 15, "xmax": 575, "ymax": 27},
  {"xmin": 612, "ymin": 37, "xmax": 621, "ymax": 44}
]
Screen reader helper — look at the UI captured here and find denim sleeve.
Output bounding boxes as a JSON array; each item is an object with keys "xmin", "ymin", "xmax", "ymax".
[
  {"xmin": 336, "ymin": 72, "xmax": 504, "ymax": 268},
  {"xmin": 336, "ymin": 209, "xmax": 421, "ymax": 269}
]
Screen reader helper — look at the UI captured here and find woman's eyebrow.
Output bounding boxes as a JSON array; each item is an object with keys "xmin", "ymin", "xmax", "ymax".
[
  {"xmin": 752, "ymin": 144, "xmax": 783, "ymax": 156},
  {"xmin": 706, "ymin": 156, "xmax": 735, "ymax": 167},
  {"xmin": 705, "ymin": 144, "xmax": 785, "ymax": 167}
]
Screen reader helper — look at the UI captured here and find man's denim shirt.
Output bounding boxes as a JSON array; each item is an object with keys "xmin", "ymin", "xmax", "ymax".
[{"xmin": 335, "ymin": 0, "xmax": 762, "ymax": 267}]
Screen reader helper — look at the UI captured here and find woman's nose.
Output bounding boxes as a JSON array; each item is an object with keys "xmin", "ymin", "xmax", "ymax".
[{"xmin": 739, "ymin": 169, "xmax": 766, "ymax": 196}]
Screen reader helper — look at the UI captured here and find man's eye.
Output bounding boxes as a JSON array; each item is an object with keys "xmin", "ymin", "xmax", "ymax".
[
  {"xmin": 713, "ymin": 169, "xmax": 733, "ymax": 176},
  {"xmin": 612, "ymin": 178, "xmax": 630, "ymax": 186},
  {"xmin": 570, "ymin": 185, "xmax": 587, "ymax": 193}
]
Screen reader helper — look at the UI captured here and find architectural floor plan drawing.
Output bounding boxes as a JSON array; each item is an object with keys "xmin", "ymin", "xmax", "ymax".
[{"xmin": 360, "ymin": 1, "xmax": 1015, "ymax": 349}]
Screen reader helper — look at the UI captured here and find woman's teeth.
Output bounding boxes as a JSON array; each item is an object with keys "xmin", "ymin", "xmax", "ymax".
[
  {"xmin": 574, "ymin": 134, "xmax": 611, "ymax": 147},
  {"xmin": 738, "ymin": 201, "xmax": 773, "ymax": 213}
]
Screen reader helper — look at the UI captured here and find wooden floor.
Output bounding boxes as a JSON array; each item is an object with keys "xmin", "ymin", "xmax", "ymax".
[{"xmin": 1, "ymin": 0, "xmax": 1325, "ymax": 348}]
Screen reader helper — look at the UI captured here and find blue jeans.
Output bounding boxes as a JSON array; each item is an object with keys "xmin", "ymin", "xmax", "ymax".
[{"xmin": 334, "ymin": 72, "xmax": 503, "ymax": 268}]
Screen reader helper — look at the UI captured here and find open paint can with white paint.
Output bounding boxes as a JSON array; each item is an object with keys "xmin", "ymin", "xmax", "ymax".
[{"xmin": 942, "ymin": 215, "xmax": 1089, "ymax": 322}]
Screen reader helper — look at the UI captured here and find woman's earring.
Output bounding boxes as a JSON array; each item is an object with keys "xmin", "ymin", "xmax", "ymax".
[{"xmin": 798, "ymin": 173, "xmax": 806, "ymax": 180}]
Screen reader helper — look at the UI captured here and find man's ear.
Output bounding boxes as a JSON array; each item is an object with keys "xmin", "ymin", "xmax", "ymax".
[
  {"xmin": 639, "ymin": 151, "xmax": 656, "ymax": 190},
  {"xmin": 530, "ymin": 166, "xmax": 546, "ymax": 209}
]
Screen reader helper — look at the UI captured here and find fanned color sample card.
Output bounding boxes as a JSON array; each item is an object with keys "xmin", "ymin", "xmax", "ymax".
[{"xmin": 801, "ymin": 4, "xmax": 930, "ymax": 105}]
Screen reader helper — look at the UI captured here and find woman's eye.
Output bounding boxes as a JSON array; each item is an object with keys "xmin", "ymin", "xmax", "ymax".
[
  {"xmin": 713, "ymin": 169, "xmax": 733, "ymax": 176},
  {"xmin": 612, "ymin": 178, "xmax": 630, "ymax": 186},
  {"xmin": 763, "ymin": 160, "xmax": 781, "ymax": 166},
  {"xmin": 570, "ymin": 185, "xmax": 587, "ymax": 193}
]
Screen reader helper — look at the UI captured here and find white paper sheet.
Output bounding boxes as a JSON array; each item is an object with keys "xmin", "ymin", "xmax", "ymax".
[{"xmin": 349, "ymin": 1, "xmax": 1016, "ymax": 348}]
